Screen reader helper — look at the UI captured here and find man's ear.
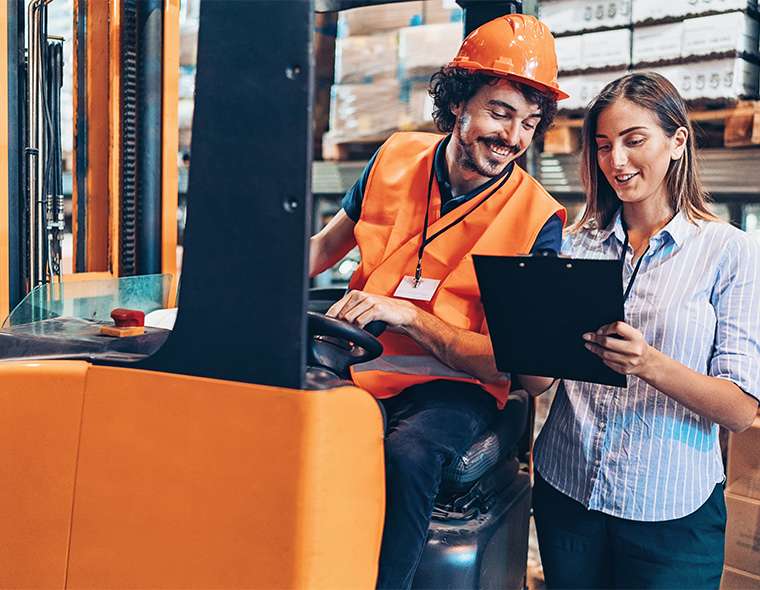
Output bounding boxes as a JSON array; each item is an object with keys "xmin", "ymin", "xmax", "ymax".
[{"xmin": 450, "ymin": 101, "xmax": 463, "ymax": 118}]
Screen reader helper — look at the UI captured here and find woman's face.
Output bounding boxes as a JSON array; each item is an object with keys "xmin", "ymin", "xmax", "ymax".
[{"xmin": 594, "ymin": 98, "xmax": 687, "ymax": 208}]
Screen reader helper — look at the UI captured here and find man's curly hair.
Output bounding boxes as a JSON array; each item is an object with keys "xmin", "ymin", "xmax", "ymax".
[{"xmin": 429, "ymin": 67, "xmax": 558, "ymax": 138}]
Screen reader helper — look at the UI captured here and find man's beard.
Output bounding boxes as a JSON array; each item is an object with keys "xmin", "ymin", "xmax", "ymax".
[{"xmin": 457, "ymin": 134, "xmax": 520, "ymax": 178}]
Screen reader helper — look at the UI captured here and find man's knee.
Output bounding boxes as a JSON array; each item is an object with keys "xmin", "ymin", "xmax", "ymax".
[{"xmin": 385, "ymin": 430, "xmax": 445, "ymax": 490}]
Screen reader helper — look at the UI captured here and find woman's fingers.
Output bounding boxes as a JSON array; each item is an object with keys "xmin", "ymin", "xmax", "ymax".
[{"xmin": 584, "ymin": 342, "xmax": 628, "ymax": 364}]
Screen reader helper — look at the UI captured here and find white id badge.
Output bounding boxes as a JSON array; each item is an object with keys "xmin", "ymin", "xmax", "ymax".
[{"xmin": 393, "ymin": 276, "xmax": 441, "ymax": 302}]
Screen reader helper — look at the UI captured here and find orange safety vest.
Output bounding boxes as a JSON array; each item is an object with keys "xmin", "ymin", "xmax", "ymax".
[{"xmin": 349, "ymin": 132, "xmax": 565, "ymax": 408}]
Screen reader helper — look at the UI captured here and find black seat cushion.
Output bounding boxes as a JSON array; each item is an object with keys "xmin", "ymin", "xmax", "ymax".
[{"xmin": 439, "ymin": 390, "xmax": 530, "ymax": 492}]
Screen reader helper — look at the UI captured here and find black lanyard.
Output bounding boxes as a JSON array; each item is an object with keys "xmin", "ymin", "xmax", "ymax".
[
  {"xmin": 620, "ymin": 219, "xmax": 650, "ymax": 302},
  {"xmin": 414, "ymin": 152, "xmax": 512, "ymax": 285}
]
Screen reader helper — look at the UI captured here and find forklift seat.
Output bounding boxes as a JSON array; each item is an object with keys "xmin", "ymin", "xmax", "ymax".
[
  {"xmin": 439, "ymin": 389, "xmax": 529, "ymax": 494},
  {"xmin": 413, "ymin": 389, "xmax": 532, "ymax": 590}
]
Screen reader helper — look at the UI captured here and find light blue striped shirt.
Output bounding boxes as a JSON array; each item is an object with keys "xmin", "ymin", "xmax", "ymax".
[{"xmin": 534, "ymin": 210, "xmax": 760, "ymax": 521}]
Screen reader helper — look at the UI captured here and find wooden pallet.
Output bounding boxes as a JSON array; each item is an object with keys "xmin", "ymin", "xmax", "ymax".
[{"xmin": 543, "ymin": 101, "xmax": 760, "ymax": 154}]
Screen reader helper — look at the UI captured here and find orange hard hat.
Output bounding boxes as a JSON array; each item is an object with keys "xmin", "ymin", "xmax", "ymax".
[{"xmin": 447, "ymin": 14, "xmax": 569, "ymax": 100}]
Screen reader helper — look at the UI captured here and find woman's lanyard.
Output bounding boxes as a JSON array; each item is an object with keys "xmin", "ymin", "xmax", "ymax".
[
  {"xmin": 414, "ymin": 156, "xmax": 512, "ymax": 286},
  {"xmin": 620, "ymin": 219, "xmax": 650, "ymax": 302}
]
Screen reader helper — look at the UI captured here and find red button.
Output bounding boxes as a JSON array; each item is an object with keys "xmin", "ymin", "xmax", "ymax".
[{"xmin": 111, "ymin": 308, "xmax": 145, "ymax": 328}]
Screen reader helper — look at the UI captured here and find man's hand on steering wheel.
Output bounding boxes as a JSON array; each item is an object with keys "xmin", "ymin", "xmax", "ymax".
[{"xmin": 327, "ymin": 290, "xmax": 418, "ymax": 332}]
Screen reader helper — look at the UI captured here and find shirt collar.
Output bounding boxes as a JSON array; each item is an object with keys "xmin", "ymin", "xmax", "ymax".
[
  {"xmin": 592, "ymin": 209, "xmax": 624, "ymax": 244},
  {"xmin": 592, "ymin": 209, "xmax": 697, "ymax": 248},
  {"xmin": 434, "ymin": 135, "xmax": 452, "ymax": 199},
  {"xmin": 659, "ymin": 210, "xmax": 698, "ymax": 247}
]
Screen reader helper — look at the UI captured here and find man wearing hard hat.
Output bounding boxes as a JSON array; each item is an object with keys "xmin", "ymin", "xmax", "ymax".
[{"xmin": 310, "ymin": 14, "xmax": 568, "ymax": 589}]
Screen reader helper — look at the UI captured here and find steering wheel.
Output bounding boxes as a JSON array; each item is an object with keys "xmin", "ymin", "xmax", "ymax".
[
  {"xmin": 307, "ymin": 312, "xmax": 385, "ymax": 379},
  {"xmin": 307, "ymin": 288, "xmax": 386, "ymax": 378}
]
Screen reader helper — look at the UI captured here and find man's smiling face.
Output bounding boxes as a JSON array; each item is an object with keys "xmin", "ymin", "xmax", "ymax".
[{"xmin": 449, "ymin": 79, "xmax": 542, "ymax": 180}]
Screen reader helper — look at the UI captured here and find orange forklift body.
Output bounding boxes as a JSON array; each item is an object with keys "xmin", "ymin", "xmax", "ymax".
[{"xmin": 0, "ymin": 361, "xmax": 385, "ymax": 589}]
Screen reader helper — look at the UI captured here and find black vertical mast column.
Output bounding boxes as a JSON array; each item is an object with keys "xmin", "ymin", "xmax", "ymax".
[{"xmin": 138, "ymin": 0, "xmax": 313, "ymax": 388}]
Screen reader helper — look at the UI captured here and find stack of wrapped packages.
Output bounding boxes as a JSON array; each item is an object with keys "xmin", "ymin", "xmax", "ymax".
[{"xmin": 327, "ymin": 0, "xmax": 464, "ymax": 149}]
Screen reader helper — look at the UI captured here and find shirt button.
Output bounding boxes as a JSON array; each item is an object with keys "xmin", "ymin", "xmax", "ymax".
[
  {"xmin": 599, "ymin": 421, "xmax": 606, "ymax": 429},
  {"xmin": 594, "ymin": 458, "xmax": 601, "ymax": 466}
]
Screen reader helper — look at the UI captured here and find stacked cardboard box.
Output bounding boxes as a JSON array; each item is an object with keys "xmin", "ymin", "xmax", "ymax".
[
  {"xmin": 397, "ymin": 22, "xmax": 462, "ymax": 80},
  {"xmin": 722, "ymin": 567, "xmax": 760, "ymax": 590},
  {"xmin": 557, "ymin": 70, "xmax": 628, "ymax": 110},
  {"xmin": 541, "ymin": 0, "xmax": 760, "ymax": 109},
  {"xmin": 539, "ymin": 0, "xmax": 632, "ymax": 34},
  {"xmin": 423, "ymin": 0, "xmax": 463, "ymax": 24},
  {"xmin": 647, "ymin": 58, "xmax": 760, "ymax": 101},
  {"xmin": 554, "ymin": 28, "xmax": 631, "ymax": 73},
  {"xmin": 633, "ymin": 12, "xmax": 760, "ymax": 64},
  {"xmin": 400, "ymin": 82, "xmax": 436, "ymax": 130},
  {"xmin": 329, "ymin": 81, "xmax": 404, "ymax": 140},
  {"xmin": 334, "ymin": 32, "xmax": 398, "ymax": 84},
  {"xmin": 179, "ymin": 19, "xmax": 199, "ymax": 151},
  {"xmin": 540, "ymin": 2, "xmax": 632, "ymax": 112},
  {"xmin": 327, "ymin": 2, "xmax": 462, "ymax": 142},
  {"xmin": 722, "ymin": 416, "xmax": 760, "ymax": 589},
  {"xmin": 633, "ymin": 0, "xmax": 757, "ymax": 24},
  {"xmin": 397, "ymin": 21, "xmax": 461, "ymax": 128},
  {"xmin": 632, "ymin": 2, "xmax": 760, "ymax": 101},
  {"xmin": 336, "ymin": 2, "xmax": 424, "ymax": 37}
]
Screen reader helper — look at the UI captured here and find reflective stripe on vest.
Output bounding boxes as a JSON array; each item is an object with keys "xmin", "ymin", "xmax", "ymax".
[
  {"xmin": 350, "ymin": 132, "xmax": 566, "ymax": 407},
  {"xmin": 353, "ymin": 355, "xmax": 475, "ymax": 380}
]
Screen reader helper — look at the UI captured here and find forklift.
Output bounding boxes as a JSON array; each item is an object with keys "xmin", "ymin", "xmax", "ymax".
[{"xmin": 0, "ymin": 1, "xmax": 535, "ymax": 587}]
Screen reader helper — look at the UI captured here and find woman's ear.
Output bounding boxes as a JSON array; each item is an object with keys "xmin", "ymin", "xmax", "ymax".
[{"xmin": 671, "ymin": 126, "xmax": 688, "ymax": 160}]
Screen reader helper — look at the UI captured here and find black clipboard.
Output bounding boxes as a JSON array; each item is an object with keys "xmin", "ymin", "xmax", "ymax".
[{"xmin": 473, "ymin": 254, "xmax": 627, "ymax": 387}]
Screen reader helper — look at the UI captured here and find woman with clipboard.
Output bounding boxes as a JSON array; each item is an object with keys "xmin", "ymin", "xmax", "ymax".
[{"xmin": 530, "ymin": 73, "xmax": 760, "ymax": 589}]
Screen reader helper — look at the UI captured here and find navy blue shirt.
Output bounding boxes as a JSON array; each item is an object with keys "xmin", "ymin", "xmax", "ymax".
[{"xmin": 341, "ymin": 135, "xmax": 563, "ymax": 253}]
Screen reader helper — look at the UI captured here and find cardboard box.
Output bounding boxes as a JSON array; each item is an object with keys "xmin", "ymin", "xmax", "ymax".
[
  {"xmin": 178, "ymin": 98, "xmax": 194, "ymax": 132},
  {"xmin": 543, "ymin": 125, "xmax": 581, "ymax": 153},
  {"xmin": 555, "ymin": 34, "xmax": 583, "ymax": 72},
  {"xmin": 725, "ymin": 492, "xmax": 760, "ymax": 576},
  {"xmin": 724, "ymin": 101, "xmax": 760, "ymax": 147},
  {"xmin": 179, "ymin": 22, "xmax": 198, "ymax": 67},
  {"xmin": 649, "ymin": 58, "xmax": 760, "ymax": 101},
  {"xmin": 423, "ymin": 0, "xmax": 463, "ymax": 24},
  {"xmin": 682, "ymin": 12, "xmax": 760, "ymax": 58},
  {"xmin": 328, "ymin": 81, "xmax": 403, "ymax": 139},
  {"xmin": 722, "ymin": 566, "xmax": 760, "ymax": 590},
  {"xmin": 728, "ymin": 417, "xmax": 760, "ymax": 500},
  {"xmin": 539, "ymin": 0, "xmax": 633, "ymax": 35},
  {"xmin": 557, "ymin": 69, "xmax": 627, "ymax": 110},
  {"xmin": 582, "ymin": 28, "xmax": 631, "ymax": 69},
  {"xmin": 633, "ymin": 12, "xmax": 759, "ymax": 66},
  {"xmin": 398, "ymin": 23, "xmax": 463, "ymax": 80},
  {"xmin": 334, "ymin": 32, "xmax": 398, "ymax": 84},
  {"xmin": 400, "ymin": 81, "xmax": 435, "ymax": 129},
  {"xmin": 633, "ymin": 22, "xmax": 684, "ymax": 64},
  {"xmin": 337, "ymin": 2, "xmax": 424, "ymax": 37},
  {"xmin": 633, "ymin": 0, "xmax": 758, "ymax": 23}
]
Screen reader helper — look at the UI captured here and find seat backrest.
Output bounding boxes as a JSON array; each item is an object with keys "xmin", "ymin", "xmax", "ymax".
[{"xmin": 439, "ymin": 389, "xmax": 530, "ymax": 493}]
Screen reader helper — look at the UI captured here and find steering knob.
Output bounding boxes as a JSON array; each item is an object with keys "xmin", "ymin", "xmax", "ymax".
[
  {"xmin": 111, "ymin": 308, "xmax": 145, "ymax": 328},
  {"xmin": 100, "ymin": 308, "xmax": 146, "ymax": 338}
]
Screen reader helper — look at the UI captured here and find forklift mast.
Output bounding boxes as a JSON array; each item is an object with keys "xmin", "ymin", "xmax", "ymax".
[
  {"xmin": 0, "ymin": 0, "xmax": 179, "ymax": 322},
  {"xmin": 138, "ymin": 0, "xmax": 523, "ymax": 388}
]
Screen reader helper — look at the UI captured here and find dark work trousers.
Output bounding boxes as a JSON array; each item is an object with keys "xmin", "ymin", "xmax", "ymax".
[
  {"xmin": 375, "ymin": 379, "xmax": 499, "ymax": 590},
  {"xmin": 533, "ymin": 472, "xmax": 726, "ymax": 590}
]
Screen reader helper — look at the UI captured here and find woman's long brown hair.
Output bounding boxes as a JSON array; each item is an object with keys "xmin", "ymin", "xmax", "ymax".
[{"xmin": 572, "ymin": 72, "xmax": 717, "ymax": 232}]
